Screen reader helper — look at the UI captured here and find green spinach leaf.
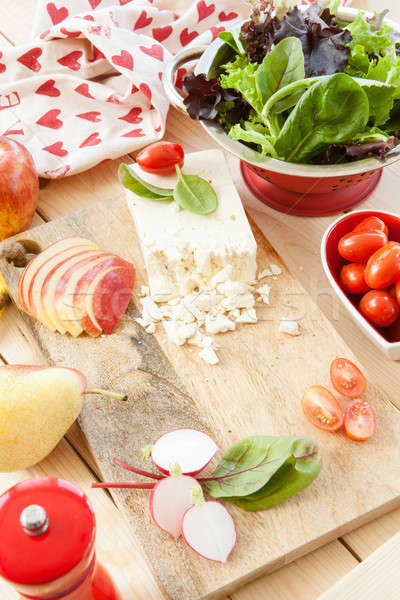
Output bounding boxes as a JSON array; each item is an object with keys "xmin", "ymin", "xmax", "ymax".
[
  {"xmin": 275, "ymin": 73, "xmax": 369, "ymax": 163},
  {"xmin": 118, "ymin": 164, "xmax": 173, "ymax": 201},
  {"xmin": 173, "ymin": 165, "xmax": 218, "ymax": 214},
  {"xmin": 219, "ymin": 30, "xmax": 245, "ymax": 55},
  {"xmin": 358, "ymin": 79, "xmax": 395, "ymax": 126}
]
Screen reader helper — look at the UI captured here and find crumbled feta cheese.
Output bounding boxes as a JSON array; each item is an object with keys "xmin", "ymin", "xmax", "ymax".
[
  {"xmin": 145, "ymin": 322, "xmax": 155, "ymax": 334},
  {"xmin": 210, "ymin": 265, "xmax": 233, "ymax": 288},
  {"xmin": 279, "ymin": 320, "xmax": 301, "ymax": 336},
  {"xmin": 270, "ymin": 263, "xmax": 283, "ymax": 276},
  {"xmin": 163, "ymin": 321, "xmax": 197, "ymax": 345},
  {"xmin": 258, "ymin": 268, "xmax": 272, "ymax": 279},
  {"xmin": 257, "ymin": 284, "xmax": 271, "ymax": 305},
  {"xmin": 205, "ymin": 314, "xmax": 235, "ymax": 334},
  {"xmin": 140, "ymin": 285, "xmax": 150, "ymax": 297},
  {"xmin": 221, "ymin": 292, "xmax": 255, "ymax": 311},
  {"xmin": 135, "ymin": 317, "xmax": 151, "ymax": 328},
  {"xmin": 237, "ymin": 308, "xmax": 258, "ymax": 323},
  {"xmin": 199, "ymin": 346, "xmax": 219, "ymax": 365},
  {"xmin": 228, "ymin": 309, "xmax": 240, "ymax": 320},
  {"xmin": 141, "ymin": 296, "xmax": 163, "ymax": 322}
]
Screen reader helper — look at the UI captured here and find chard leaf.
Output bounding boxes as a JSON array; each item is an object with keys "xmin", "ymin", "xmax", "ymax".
[
  {"xmin": 118, "ymin": 164, "xmax": 173, "ymax": 201},
  {"xmin": 229, "ymin": 439, "xmax": 322, "ymax": 512},
  {"xmin": 255, "ymin": 37, "xmax": 305, "ymax": 108},
  {"xmin": 204, "ymin": 436, "xmax": 319, "ymax": 499},
  {"xmin": 275, "ymin": 73, "xmax": 369, "ymax": 163},
  {"xmin": 173, "ymin": 165, "xmax": 217, "ymax": 215}
]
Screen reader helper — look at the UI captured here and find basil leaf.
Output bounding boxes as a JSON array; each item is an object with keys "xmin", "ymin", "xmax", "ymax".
[
  {"xmin": 230, "ymin": 440, "xmax": 322, "ymax": 512},
  {"xmin": 275, "ymin": 73, "xmax": 369, "ymax": 163},
  {"xmin": 256, "ymin": 37, "xmax": 305, "ymax": 113},
  {"xmin": 173, "ymin": 166, "xmax": 218, "ymax": 215},
  {"xmin": 205, "ymin": 436, "xmax": 300, "ymax": 498},
  {"xmin": 118, "ymin": 164, "xmax": 173, "ymax": 201}
]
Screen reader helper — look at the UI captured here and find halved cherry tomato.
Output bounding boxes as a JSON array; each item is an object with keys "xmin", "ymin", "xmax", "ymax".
[
  {"xmin": 339, "ymin": 263, "xmax": 369, "ymax": 295},
  {"xmin": 359, "ymin": 290, "xmax": 400, "ymax": 328},
  {"xmin": 136, "ymin": 141, "xmax": 184, "ymax": 175},
  {"xmin": 302, "ymin": 385, "xmax": 344, "ymax": 432},
  {"xmin": 330, "ymin": 358, "xmax": 367, "ymax": 398},
  {"xmin": 338, "ymin": 231, "xmax": 388, "ymax": 264},
  {"xmin": 365, "ymin": 242, "xmax": 400, "ymax": 289},
  {"xmin": 353, "ymin": 216, "xmax": 389, "ymax": 237},
  {"xmin": 344, "ymin": 399, "xmax": 376, "ymax": 442}
]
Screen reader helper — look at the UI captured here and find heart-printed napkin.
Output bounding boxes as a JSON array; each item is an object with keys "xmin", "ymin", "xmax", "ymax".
[{"xmin": 0, "ymin": 0, "xmax": 350, "ymax": 178}]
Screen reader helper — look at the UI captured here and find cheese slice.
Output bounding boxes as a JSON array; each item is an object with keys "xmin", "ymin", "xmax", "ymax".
[{"xmin": 126, "ymin": 150, "xmax": 257, "ymax": 301}]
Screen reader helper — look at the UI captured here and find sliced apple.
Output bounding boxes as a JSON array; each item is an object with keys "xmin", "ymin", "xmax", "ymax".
[
  {"xmin": 57, "ymin": 254, "xmax": 131, "ymax": 337},
  {"xmin": 83, "ymin": 263, "xmax": 135, "ymax": 335},
  {"xmin": 28, "ymin": 246, "xmax": 99, "ymax": 331},
  {"xmin": 18, "ymin": 237, "xmax": 98, "ymax": 316},
  {"xmin": 40, "ymin": 250, "xmax": 105, "ymax": 334}
]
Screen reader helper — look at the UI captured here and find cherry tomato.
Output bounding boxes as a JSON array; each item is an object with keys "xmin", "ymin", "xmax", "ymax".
[
  {"xmin": 394, "ymin": 280, "xmax": 400, "ymax": 305},
  {"xmin": 359, "ymin": 290, "xmax": 400, "ymax": 328},
  {"xmin": 344, "ymin": 399, "xmax": 376, "ymax": 442},
  {"xmin": 387, "ymin": 284, "xmax": 397, "ymax": 299},
  {"xmin": 365, "ymin": 242, "xmax": 400, "ymax": 289},
  {"xmin": 338, "ymin": 231, "xmax": 388, "ymax": 264},
  {"xmin": 330, "ymin": 358, "xmax": 367, "ymax": 398},
  {"xmin": 339, "ymin": 263, "xmax": 369, "ymax": 295},
  {"xmin": 302, "ymin": 385, "xmax": 344, "ymax": 432},
  {"xmin": 136, "ymin": 141, "xmax": 184, "ymax": 175},
  {"xmin": 353, "ymin": 216, "xmax": 389, "ymax": 236}
]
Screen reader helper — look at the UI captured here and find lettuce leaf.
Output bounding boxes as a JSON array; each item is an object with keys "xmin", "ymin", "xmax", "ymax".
[
  {"xmin": 228, "ymin": 122, "xmax": 278, "ymax": 158},
  {"xmin": 346, "ymin": 11, "xmax": 393, "ymax": 56},
  {"xmin": 220, "ymin": 55, "xmax": 263, "ymax": 113}
]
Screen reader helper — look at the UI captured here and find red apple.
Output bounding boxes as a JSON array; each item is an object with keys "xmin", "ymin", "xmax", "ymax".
[{"xmin": 0, "ymin": 137, "xmax": 39, "ymax": 241}]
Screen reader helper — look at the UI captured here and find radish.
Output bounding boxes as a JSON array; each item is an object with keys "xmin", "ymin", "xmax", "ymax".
[
  {"xmin": 151, "ymin": 429, "xmax": 218, "ymax": 476},
  {"xmin": 149, "ymin": 463, "xmax": 201, "ymax": 539},
  {"xmin": 181, "ymin": 488, "xmax": 236, "ymax": 563}
]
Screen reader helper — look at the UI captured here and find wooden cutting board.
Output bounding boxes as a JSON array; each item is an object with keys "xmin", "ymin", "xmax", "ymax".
[{"xmin": 1, "ymin": 198, "xmax": 399, "ymax": 600}]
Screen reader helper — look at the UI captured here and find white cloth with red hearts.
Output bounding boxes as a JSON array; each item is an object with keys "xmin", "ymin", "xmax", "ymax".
[
  {"xmin": 0, "ymin": 0, "xmax": 345, "ymax": 178},
  {"xmin": 0, "ymin": 0, "xmax": 249, "ymax": 178}
]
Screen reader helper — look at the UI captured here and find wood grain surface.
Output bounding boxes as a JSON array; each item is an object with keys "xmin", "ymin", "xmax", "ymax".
[
  {"xmin": 0, "ymin": 1, "xmax": 400, "ymax": 599},
  {"xmin": 1, "ymin": 193, "xmax": 400, "ymax": 599}
]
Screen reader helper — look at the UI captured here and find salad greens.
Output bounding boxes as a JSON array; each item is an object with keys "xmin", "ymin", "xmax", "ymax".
[
  {"xmin": 203, "ymin": 435, "xmax": 321, "ymax": 511},
  {"xmin": 183, "ymin": 1, "xmax": 400, "ymax": 164}
]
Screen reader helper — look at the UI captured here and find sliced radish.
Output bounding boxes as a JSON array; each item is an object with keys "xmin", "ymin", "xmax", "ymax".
[
  {"xmin": 182, "ymin": 499, "xmax": 236, "ymax": 563},
  {"xmin": 151, "ymin": 429, "xmax": 218, "ymax": 476},
  {"xmin": 150, "ymin": 471, "xmax": 201, "ymax": 539}
]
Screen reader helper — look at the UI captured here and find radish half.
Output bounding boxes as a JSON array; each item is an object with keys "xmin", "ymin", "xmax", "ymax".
[
  {"xmin": 150, "ymin": 472, "xmax": 201, "ymax": 539},
  {"xmin": 151, "ymin": 429, "xmax": 218, "ymax": 476},
  {"xmin": 181, "ymin": 500, "xmax": 237, "ymax": 563}
]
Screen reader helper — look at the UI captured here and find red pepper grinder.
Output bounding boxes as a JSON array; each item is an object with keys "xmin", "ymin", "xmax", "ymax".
[{"xmin": 0, "ymin": 477, "xmax": 122, "ymax": 600}]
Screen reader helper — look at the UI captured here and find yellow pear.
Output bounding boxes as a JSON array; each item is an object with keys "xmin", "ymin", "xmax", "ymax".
[{"xmin": 0, "ymin": 366, "xmax": 87, "ymax": 472}]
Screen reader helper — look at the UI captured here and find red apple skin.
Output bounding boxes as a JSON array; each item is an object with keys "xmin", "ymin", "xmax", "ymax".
[{"xmin": 0, "ymin": 137, "xmax": 39, "ymax": 241}]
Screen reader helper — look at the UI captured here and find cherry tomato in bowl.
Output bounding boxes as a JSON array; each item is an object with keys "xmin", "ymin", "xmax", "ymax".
[
  {"xmin": 344, "ymin": 399, "xmax": 376, "ymax": 442},
  {"xmin": 353, "ymin": 216, "xmax": 389, "ymax": 236},
  {"xmin": 330, "ymin": 358, "xmax": 367, "ymax": 398},
  {"xmin": 339, "ymin": 263, "xmax": 369, "ymax": 295},
  {"xmin": 136, "ymin": 141, "xmax": 184, "ymax": 175},
  {"xmin": 301, "ymin": 385, "xmax": 344, "ymax": 432},
  {"xmin": 365, "ymin": 242, "xmax": 400, "ymax": 289},
  {"xmin": 359, "ymin": 290, "xmax": 400, "ymax": 328},
  {"xmin": 338, "ymin": 231, "xmax": 388, "ymax": 263}
]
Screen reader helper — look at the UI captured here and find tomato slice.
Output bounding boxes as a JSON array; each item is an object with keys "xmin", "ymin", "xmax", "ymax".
[
  {"xmin": 302, "ymin": 386, "xmax": 344, "ymax": 432},
  {"xmin": 330, "ymin": 358, "xmax": 367, "ymax": 398},
  {"xmin": 136, "ymin": 141, "xmax": 184, "ymax": 175},
  {"xmin": 344, "ymin": 399, "xmax": 376, "ymax": 442},
  {"xmin": 353, "ymin": 216, "xmax": 389, "ymax": 237}
]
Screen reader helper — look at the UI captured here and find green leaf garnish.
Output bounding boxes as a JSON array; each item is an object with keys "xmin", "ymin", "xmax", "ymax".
[
  {"xmin": 173, "ymin": 165, "xmax": 218, "ymax": 215},
  {"xmin": 118, "ymin": 164, "xmax": 173, "ymax": 201}
]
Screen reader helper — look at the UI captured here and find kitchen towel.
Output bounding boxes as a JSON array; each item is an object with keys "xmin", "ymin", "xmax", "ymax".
[{"xmin": 0, "ymin": 0, "xmax": 349, "ymax": 178}]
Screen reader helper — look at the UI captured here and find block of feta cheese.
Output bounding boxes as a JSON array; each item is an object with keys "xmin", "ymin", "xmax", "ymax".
[{"xmin": 126, "ymin": 150, "xmax": 257, "ymax": 302}]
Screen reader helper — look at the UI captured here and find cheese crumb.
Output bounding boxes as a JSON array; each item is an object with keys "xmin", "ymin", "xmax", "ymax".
[
  {"xmin": 140, "ymin": 285, "xmax": 150, "ymax": 297},
  {"xmin": 257, "ymin": 284, "xmax": 271, "ymax": 305},
  {"xmin": 270, "ymin": 263, "xmax": 283, "ymax": 275},
  {"xmin": 279, "ymin": 320, "xmax": 301, "ymax": 336},
  {"xmin": 237, "ymin": 308, "xmax": 257, "ymax": 323},
  {"xmin": 258, "ymin": 268, "xmax": 272, "ymax": 279},
  {"xmin": 199, "ymin": 346, "xmax": 219, "ymax": 365}
]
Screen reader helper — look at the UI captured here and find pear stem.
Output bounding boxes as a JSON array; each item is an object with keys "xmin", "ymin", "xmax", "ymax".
[
  {"xmin": 84, "ymin": 389, "xmax": 128, "ymax": 401},
  {"xmin": 113, "ymin": 457, "xmax": 164, "ymax": 480},
  {"xmin": 92, "ymin": 482, "xmax": 155, "ymax": 489}
]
